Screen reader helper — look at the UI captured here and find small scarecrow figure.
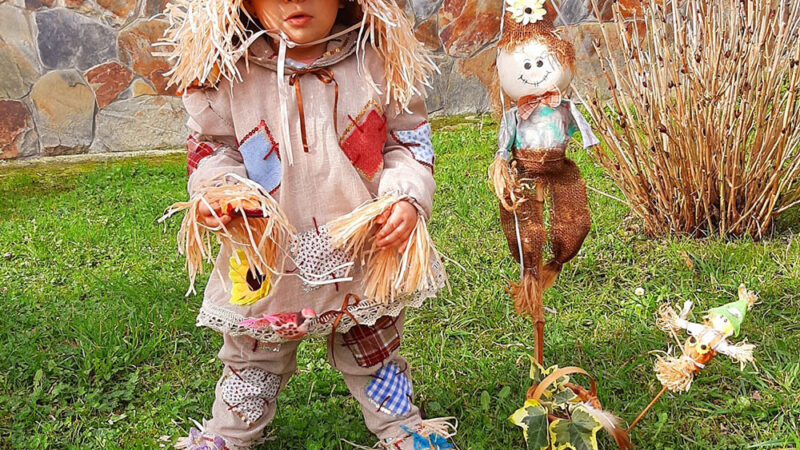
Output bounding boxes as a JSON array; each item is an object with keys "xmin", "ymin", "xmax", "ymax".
[
  {"xmin": 626, "ymin": 284, "xmax": 758, "ymax": 433},
  {"xmin": 655, "ymin": 284, "xmax": 757, "ymax": 393},
  {"xmin": 489, "ymin": 0, "xmax": 599, "ymax": 361}
]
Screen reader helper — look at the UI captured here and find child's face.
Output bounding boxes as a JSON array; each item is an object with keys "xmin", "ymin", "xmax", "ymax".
[{"xmin": 247, "ymin": 0, "xmax": 342, "ymax": 45}]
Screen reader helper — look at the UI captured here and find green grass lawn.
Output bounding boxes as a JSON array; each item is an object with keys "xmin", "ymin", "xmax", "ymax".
[{"xmin": 1, "ymin": 119, "xmax": 799, "ymax": 449}]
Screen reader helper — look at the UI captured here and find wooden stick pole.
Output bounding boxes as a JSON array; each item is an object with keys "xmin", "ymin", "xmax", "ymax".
[
  {"xmin": 626, "ymin": 385, "xmax": 668, "ymax": 433},
  {"xmin": 534, "ymin": 182, "xmax": 545, "ymax": 365}
]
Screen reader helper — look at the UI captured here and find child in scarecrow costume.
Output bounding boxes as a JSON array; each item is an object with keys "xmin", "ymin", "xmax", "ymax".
[
  {"xmin": 489, "ymin": 0, "xmax": 598, "ymax": 352},
  {"xmin": 157, "ymin": 0, "xmax": 455, "ymax": 447}
]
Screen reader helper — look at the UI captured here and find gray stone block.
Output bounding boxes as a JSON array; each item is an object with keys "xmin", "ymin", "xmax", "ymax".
[
  {"xmin": 92, "ymin": 95, "xmax": 187, "ymax": 153},
  {"xmin": 0, "ymin": 4, "xmax": 40, "ymax": 98},
  {"xmin": 35, "ymin": 8, "xmax": 117, "ymax": 70},
  {"xmin": 31, "ymin": 69, "xmax": 95, "ymax": 155}
]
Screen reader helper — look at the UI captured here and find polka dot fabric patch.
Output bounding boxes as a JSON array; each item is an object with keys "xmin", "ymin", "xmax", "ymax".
[
  {"xmin": 289, "ymin": 225, "xmax": 351, "ymax": 291},
  {"xmin": 220, "ymin": 367, "xmax": 281, "ymax": 425},
  {"xmin": 391, "ymin": 122, "xmax": 434, "ymax": 168}
]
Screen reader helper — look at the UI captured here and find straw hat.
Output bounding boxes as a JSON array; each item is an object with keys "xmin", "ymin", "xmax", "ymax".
[{"xmin": 498, "ymin": 0, "xmax": 575, "ymax": 71}]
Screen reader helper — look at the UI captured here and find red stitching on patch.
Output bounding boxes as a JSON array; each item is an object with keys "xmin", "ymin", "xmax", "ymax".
[
  {"xmin": 239, "ymin": 120, "xmax": 279, "ymax": 152},
  {"xmin": 411, "ymin": 120, "xmax": 428, "ymax": 130}
]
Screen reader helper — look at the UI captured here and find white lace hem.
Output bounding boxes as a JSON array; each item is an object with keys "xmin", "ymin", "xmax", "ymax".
[{"xmin": 195, "ymin": 257, "xmax": 446, "ymax": 343}]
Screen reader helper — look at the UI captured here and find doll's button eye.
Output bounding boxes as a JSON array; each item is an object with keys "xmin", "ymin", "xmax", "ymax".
[
  {"xmin": 524, "ymin": 61, "xmax": 532, "ymax": 70},
  {"xmin": 536, "ymin": 60, "xmax": 544, "ymax": 68}
]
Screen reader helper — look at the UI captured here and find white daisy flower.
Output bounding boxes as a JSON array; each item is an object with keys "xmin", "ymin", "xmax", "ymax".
[
  {"xmin": 505, "ymin": 0, "xmax": 547, "ymax": 25},
  {"xmin": 635, "ymin": 287, "xmax": 645, "ymax": 296}
]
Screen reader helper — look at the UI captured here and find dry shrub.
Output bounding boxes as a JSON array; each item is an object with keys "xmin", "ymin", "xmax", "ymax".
[{"xmin": 579, "ymin": 0, "xmax": 800, "ymax": 239}]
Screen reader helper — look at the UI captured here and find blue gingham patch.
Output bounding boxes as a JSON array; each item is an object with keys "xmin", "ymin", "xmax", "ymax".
[
  {"xmin": 392, "ymin": 122, "xmax": 434, "ymax": 168},
  {"xmin": 365, "ymin": 361, "xmax": 413, "ymax": 417}
]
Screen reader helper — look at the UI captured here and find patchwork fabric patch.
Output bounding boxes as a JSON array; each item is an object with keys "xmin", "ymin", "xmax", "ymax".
[
  {"xmin": 289, "ymin": 224, "xmax": 351, "ymax": 292},
  {"xmin": 339, "ymin": 101, "xmax": 387, "ymax": 180},
  {"xmin": 238, "ymin": 120, "xmax": 281, "ymax": 194},
  {"xmin": 391, "ymin": 122, "xmax": 434, "ymax": 169},
  {"xmin": 186, "ymin": 133, "xmax": 220, "ymax": 176},
  {"xmin": 366, "ymin": 361, "xmax": 413, "ymax": 417},
  {"xmin": 343, "ymin": 315, "xmax": 401, "ymax": 368},
  {"xmin": 220, "ymin": 367, "xmax": 281, "ymax": 425}
]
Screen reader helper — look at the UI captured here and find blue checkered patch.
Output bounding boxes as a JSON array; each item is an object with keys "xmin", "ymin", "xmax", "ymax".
[
  {"xmin": 365, "ymin": 361, "xmax": 413, "ymax": 417},
  {"xmin": 392, "ymin": 122, "xmax": 434, "ymax": 167}
]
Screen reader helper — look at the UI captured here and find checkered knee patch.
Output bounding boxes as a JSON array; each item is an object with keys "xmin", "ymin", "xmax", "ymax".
[
  {"xmin": 342, "ymin": 315, "xmax": 402, "ymax": 368},
  {"xmin": 365, "ymin": 361, "xmax": 413, "ymax": 417}
]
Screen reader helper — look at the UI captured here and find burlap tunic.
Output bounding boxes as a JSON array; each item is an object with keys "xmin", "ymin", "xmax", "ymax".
[{"xmin": 183, "ymin": 30, "xmax": 443, "ymax": 344}]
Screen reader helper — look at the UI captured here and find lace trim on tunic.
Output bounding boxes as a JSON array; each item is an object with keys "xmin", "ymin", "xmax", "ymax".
[{"xmin": 196, "ymin": 256, "xmax": 446, "ymax": 343}]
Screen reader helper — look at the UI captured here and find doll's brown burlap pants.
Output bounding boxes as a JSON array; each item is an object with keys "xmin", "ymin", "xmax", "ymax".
[{"xmin": 499, "ymin": 148, "xmax": 591, "ymax": 318}]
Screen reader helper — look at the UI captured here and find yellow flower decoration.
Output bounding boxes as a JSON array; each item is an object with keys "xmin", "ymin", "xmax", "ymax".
[{"xmin": 229, "ymin": 250, "xmax": 270, "ymax": 305}]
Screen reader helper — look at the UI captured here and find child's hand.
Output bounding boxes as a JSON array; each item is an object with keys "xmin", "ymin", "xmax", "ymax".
[
  {"xmin": 375, "ymin": 200, "xmax": 418, "ymax": 251},
  {"xmin": 197, "ymin": 201, "xmax": 234, "ymax": 229}
]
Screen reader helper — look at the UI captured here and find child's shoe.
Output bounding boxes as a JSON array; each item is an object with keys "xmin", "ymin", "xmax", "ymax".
[
  {"xmin": 377, "ymin": 418, "xmax": 458, "ymax": 450},
  {"xmin": 174, "ymin": 419, "xmax": 232, "ymax": 450}
]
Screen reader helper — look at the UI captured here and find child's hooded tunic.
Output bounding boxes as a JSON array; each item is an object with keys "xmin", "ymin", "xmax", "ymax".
[{"xmin": 184, "ymin": 30, "xmax": 442, "ymax": 343}]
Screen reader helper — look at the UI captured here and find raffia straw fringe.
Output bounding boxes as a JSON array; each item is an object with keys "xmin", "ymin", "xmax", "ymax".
[
  {"xmin": 327, "ymin": 194, "xmax": 442, "ymax": 304},
  {"xmin": 656, "ymin": 303, "xmax": 683, "ymax": 334},
  {"xmin": 508, "ymin": 270, "xmax": 541, "ymax": 318},
  {"xmin": 488, "ymin": 154, "xmax": 520, "ymax": 211},
  {"xmin": 343, "ymin": 417, "xmax": 458, "ymax": 450},
  {"xmin": 539, "ymin": 260, "xmax": 561, "ymax": 291},
  {"xmin": 156, "ymin": 0, "xmax": 436, "ymax": 109},
  {"xmin": 158, "ymin": 173, "xmax": 295, "ymax": 296},
  {"xmin": 654, "ymin": 354, "xmax": 695, "ymax": 393},
  {"xmin": 155, "ymin": 0, "xmax": 253, "ymax": 92}
]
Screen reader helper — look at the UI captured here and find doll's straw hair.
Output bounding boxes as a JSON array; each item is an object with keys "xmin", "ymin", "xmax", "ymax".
[
  {"xmin": 328, "ymin": 194, "xmax": 442, "ymax": 304},
  {"xmin": 159, "ymin": 173, "xmax": 295, "ymax": 296}
]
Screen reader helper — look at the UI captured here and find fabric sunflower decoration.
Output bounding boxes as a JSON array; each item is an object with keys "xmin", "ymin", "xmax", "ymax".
[{"xmin": 228, "ymin": 250, "xmax": 270, "ymax": 305}]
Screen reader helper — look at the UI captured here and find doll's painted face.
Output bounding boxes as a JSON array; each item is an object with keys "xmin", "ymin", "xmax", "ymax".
[
  {"xmin": 497, "ymin": 40, "xmax": 572, "ymax": 101},
  {"xmin": 247, "ymin": 0, "xmax": 342, "ymax": 46}
]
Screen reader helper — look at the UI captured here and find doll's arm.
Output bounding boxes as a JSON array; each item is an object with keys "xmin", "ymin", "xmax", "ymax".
[
  {"xmin": 497, "ymin": 108, "xmax": 518, "ymax": 160},
  {"xmin": 182, "ymin": 85, "xmax": 246, "ymax": 195},
  {"xmin": 379, "ymin": 90, "xmax": 436, "ymax": 220},
  {"xmin": 714, "ymin": 340, "xmax": 755, "ymax": 368},
  {"xmin": 566, "ymin": 100, "xmax": 600, "ymax": 149}
]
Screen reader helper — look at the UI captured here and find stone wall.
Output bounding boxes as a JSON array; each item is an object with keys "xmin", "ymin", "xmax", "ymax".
[{"xmin": 0, "ymin": 0, "xmax": 645, "ymax": 160}]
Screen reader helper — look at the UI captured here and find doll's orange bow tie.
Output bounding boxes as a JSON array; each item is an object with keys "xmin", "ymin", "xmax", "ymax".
[{"xmin": 517, "ymin": 91, "xmax": 562, "ymax": 120}]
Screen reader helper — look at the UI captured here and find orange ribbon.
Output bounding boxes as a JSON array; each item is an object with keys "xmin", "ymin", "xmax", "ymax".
[
  {"xmin": 288, "ymin": 67, "xmax": 339, "ymax": 153},
  {"xmin": 517, "ymin": 90, "xmax": 562, "ymax": 120}
]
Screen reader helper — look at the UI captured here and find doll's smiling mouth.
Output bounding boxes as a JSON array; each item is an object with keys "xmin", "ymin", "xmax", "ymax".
[{"xmin": 518, "ymin": 71, "xmax": 551, "ymax": 87}]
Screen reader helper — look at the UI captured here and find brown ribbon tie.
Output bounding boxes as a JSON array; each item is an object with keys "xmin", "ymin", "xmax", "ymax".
[
  {"xmin": 326, "ymin": 293, "xmax": 362, "ymax": 368},
  {"xmin": 288, "ymin": 67, "xmax": 339, "ymax": 153}
]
